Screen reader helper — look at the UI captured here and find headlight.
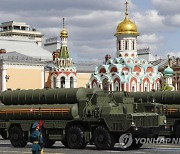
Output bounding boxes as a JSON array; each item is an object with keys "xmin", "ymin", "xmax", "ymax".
[
  {"xmin": 163, "ymin": 119, "xmax": 167, "ymax": 124},
  {"xmin": 131, "ymin": 121, "xmax": 136, "ymax": 126}
]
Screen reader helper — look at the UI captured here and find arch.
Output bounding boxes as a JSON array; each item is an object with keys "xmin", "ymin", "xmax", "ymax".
[
  {"xmin": 155, "ymin": 78, "xmax": 161, "ymax": 91},
  {"xmin": 130, "ymin": 77, "xmax": 137, "ymax": 92},
  {"xmin": 114, "ymin": 78, "xmax": 120, "ymax": 91},
  {"xmin": 99, "ymin": 68, "xmax": 106, "ymax": 73},
  {"xmin": 119, "ymin": 53, "xmax": 122, "ymax": 57},
  {"xmin": 133, "ymin": 66, "xmax": 141, "ymax": 72},
  {"xmin": 110, "ymin": 67, "xmax": 117, "ymax": 73},
  {"xmin": 51, "ymin": 73, "xmax": 58, "ymax": 88},
  {"xmin": 70, "ymin": 77, "xmax": 74, "ymax": 88},
  {"xmin": 124, "ymin": 53, "xmax": 129, "ymax": 57},
  {"xmin": 60, "ymin": 76, "xmax": 65, "ymax": 88},
  {"xmin": 131, "ymin": 53, "xmax": 135, "ymax": 57},
  {"xmin": 143, "ymin": 78, "xmax": 150, "ymax": 91},
  {"xmin": 146, "ymin": 67, "xmax": 154, "ymax": 73},
  {"xmin": 102, "ymin": 78, "xmax": 109, "ymax": 91},
  {"xmin": 122, "ymin": 67, "xmax": 129, "ymax": 75},
  {"xmin": 92, "ymin": 79, "xmax": 97, "ymax": 88}
]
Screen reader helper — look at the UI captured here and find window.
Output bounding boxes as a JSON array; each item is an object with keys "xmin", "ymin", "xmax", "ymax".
[
  {"xmin": 132, "ymin": 40, "xmax": 135, "ymax": 50},
  {"xmin": 119, "ymin": 41, "xmax": 121, "ymax": 50},
  {"xmin": 70, "ymin": 77, "xmax": 74, "ymax": 88},
  {"xmin": 114, "ymin": 81, "xmax": 120, "ymax": 91},
  {"xmin": 132, "ymin": 86, "xmax": 135, "ymax": 92},
  {"xmin": 125, "ymin": 40, "xmax": 128, "ymax": 50},
  {"xmin": 156, "ymin": 82, "xmax": 160, "ymax": 91},
  {"xmin": 61, "ymin": 77, "xmax": 65, "ymax": 88},
  {"xmin": 145, "ymin": 87, "xmax": 148, "ymax": 91},
  {"xmin": 102, "ymin": 79, "xmax": 108, "ymax": 91},
  {"xmin": 131, "ymin": 80, "xmax": 136, "ymax": 92},
  {"xmin": 144, "ymin": 81, "xmax": 149, "ymax": 92}
]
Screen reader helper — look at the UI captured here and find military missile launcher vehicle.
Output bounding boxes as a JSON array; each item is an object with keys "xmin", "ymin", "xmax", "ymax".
[
  {"xmin": 0, "ymin": 88, "xmax": 166, "ymax": 150},
  {"xmin": 113, "ymin": 91, "xmax": 180, "ymax": 139}
]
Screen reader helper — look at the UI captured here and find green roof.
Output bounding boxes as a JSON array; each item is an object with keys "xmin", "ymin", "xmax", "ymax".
[{"xmin": 58, "ymin": 46, "xmax": 70, "ymax": 59}]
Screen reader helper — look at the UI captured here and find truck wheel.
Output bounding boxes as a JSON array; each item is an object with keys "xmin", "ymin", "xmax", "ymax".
[
  {"xmin": 9, "ymin": 126, "xmax": 27, "ymax": 147},
  {"xmin": 67, "ymin": 125, "xmax": 86, "ymax": 149},
  {"xmin": 93, "ymin": 126, "xmax": 115, "ymax": 150}
]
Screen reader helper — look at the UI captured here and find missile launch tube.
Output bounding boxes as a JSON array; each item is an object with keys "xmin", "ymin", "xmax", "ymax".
[
  {"xmin": 113, "ymin": 91, "xmax": 180, "ymax": 104},
  {"xmin": 0, "ymin": 88, "xmax": 92, "ymax": 105}
]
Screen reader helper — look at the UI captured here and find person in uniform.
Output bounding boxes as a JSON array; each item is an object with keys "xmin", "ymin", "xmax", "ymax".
[{"xmin": 30, "ymin": 121, "xmax": 43, "ymax": 154}]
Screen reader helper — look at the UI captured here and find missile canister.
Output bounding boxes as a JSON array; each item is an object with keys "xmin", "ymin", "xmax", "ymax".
[
  {"xmin": 0, "ymin": 104, "xmax": 78, "ymax": 120},
  {"xmin": 0, "ymin": 88, "xmax": 92, "ymax": 105},
  {"xmin": 113, "ymin": 91, "xmax": 180, "ymax": 104}
]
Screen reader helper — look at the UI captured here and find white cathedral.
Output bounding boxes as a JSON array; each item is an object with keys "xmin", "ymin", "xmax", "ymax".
[{"xmin": 87, "ymin": 2, "xmax": 163, "ymax": 92}]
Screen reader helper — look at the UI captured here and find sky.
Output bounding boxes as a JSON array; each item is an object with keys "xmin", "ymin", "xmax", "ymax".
[{"xmin": 0, "ymin": 0, "xmax": 180, "ymax": 63}]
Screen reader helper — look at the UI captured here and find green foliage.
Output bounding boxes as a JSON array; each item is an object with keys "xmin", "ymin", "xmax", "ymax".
[{"xmin": 161, "ymin": 83, "xmax": 172, "ymax": 91}]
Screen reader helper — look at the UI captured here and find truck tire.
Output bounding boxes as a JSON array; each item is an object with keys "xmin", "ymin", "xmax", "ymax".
[
  {"xmin": 93, "ymin": 126, "xmax": 115, "ymax": 150},
  {"xmin": 67, "ymin": 125, "xmax": 86, "ymax": 149},
  {"xmin": 9, "ymin": 126, "xmax": 27, "ymax": 147}
]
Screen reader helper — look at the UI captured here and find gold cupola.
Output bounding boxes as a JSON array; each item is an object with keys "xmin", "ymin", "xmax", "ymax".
[
  {"xmin": 60, "ymin": 18, "xmax": 68, "ymax": 38},
  {"xmin": 115, "ymin": 1, "xmax": 139, "ymax": 36}
]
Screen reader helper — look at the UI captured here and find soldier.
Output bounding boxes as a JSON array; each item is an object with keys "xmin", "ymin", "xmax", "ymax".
[{"xmin": 30, "ymin": 121, "xmax": 43, "ymax": 154}]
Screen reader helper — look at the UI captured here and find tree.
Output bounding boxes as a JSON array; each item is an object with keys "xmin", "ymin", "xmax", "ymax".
[{"xmin": 161, "ymin": 83, "xmax": 172, "ymax": 91}]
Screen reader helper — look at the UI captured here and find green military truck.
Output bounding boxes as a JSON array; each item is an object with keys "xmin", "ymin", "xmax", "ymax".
[
  {"xmin": 113, "ymin": 91, "xmax": 180, "ymax": 139},
  {"xmin": 0, "ymin": 88, "xmax": 166, "ymax": 150}
]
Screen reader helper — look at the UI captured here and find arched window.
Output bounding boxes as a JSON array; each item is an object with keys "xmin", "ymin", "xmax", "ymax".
[
  {"xmin": 61, "ymin": 76, "xmax": 65, "ymax": 88},
  {"xmin": 156, "ymin": 82, "xmax": 160, "ymax": 91},
  {"xmin": 131, "ymin": 80, "xmax": 136, "ymax": 92},
  {"xmin": 53, "ymin": 77, "xmax": 56, "ymax": 88},
  {"xmin": 70, "ymin": 77, "xmax": 74, "ymax": 88},
  {"xmin": 102, "ymin": 79, "xmax": 108, "ymax": 91},
  {"xmin": 114, "ymin": 81, "xmax": 120, "ymax": 91},
  {"xmin": 144, "ymin": 81, "xmax": 149, "ymax": 91},
  {"xmin": 132, "ymin": 86, "xmax": 135, "ymax": 92}
]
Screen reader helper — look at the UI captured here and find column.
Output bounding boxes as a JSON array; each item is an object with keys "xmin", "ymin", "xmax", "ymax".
[
  {"xmin": 1, "ymin": 67, "xmax": 7, "ymax": 91},
  {"xmin": 65, "ymin": 78, "xmax": 70, "ymax": 88},
  {"xmin": 41, "ymin": 67, "xmax": 45, "ymax": 89},
  {"xmin": 56, "ymin": 78, "xmax": 61, "ymax": 88}
]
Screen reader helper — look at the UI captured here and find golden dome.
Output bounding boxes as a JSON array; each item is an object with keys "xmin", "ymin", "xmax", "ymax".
[
  {"xmin": 60, "ymin": 18, "xmax": 68, "ymax": 38},
  {"xmin": 115, "ymin": 2, "xmax": 139, "ymax": 36},
  {"xmin": 60, "ymin": 28, "xmax": 68, "ymax": 37}
]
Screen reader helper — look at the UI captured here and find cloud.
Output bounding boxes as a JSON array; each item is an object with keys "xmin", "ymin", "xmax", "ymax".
[
  {"xmin": 0, "ymin": 0, "xmax": 180, "ymax": 62},
  {"xmin": 138, "ymin": 33, "xmax": 164, "ymax": 52},
  {"xmin": 133, "ymin": 10, "xmax": 168, "ymax": 34},
  {"xmin": 166, "ymin": 14, "xmax": 180, "ymax": 27},
  {"xmin": 151, "ymin": 0, "xmax": 180, "ymax": 29},
  {"xmin": 151, "ymin": 0, "xmax": 180, "ymax": 15}
]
